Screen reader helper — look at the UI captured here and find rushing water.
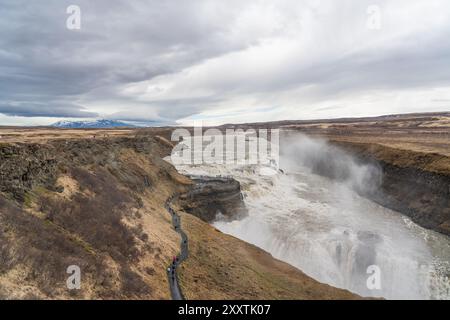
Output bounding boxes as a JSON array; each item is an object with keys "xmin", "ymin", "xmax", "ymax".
[{"xmin": 169, "ymin": 133, "xmax": 450, "ymax": 299}]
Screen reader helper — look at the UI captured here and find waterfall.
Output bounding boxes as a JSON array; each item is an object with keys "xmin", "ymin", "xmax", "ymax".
[{"xmin": 168, "ymin": 132, "xmax": 450, "ymax": 300}]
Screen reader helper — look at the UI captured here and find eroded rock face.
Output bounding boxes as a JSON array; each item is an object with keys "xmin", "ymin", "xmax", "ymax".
[
  {"xmin": 0, "ymin": 144, "xmax": 59, "ymax": 201},
  {"xmin": 178, "ymin": 176, "xmax": 247, "ymax": 223},
  {"xmin": 0, "ymin": 136, "xmax": 172, "ymax": 202},
  {"xmin": 371, "ymin": 163, "xmax": 450, "ymax": 236},
  {"xmin": 334, "ymin": 142, "xmax": 450, "ymax": 236}
]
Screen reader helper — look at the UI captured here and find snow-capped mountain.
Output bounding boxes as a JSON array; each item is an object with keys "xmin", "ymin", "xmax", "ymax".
[{"xmin": 52, "ymin": 119, "xmax": 136, "ymax": 128}]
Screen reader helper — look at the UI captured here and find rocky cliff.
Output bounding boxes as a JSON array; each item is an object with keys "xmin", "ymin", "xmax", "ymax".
[
  {"xmin": 178, "ymin": 176, "xmax": 247, "ymax": 223},
  {"xmin": 333, "ymin": 141, "xmax": 450, "ymax": 236}
]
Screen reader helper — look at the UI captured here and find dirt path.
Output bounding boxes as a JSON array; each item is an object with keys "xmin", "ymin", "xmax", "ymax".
[{"xmin": 165, "ymin": 194, "xmax": 188, "ymax": 300}]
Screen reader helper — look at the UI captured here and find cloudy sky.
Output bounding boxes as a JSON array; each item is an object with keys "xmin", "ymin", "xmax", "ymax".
[{"xmin": 1, "ymin": 0, "xmax": 449, "ymax": 126}]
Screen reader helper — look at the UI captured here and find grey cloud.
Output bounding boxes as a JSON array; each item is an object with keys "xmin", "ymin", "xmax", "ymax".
[
  {"xmin": 0, "ymin": 102, "xmax": 98, "ymax": 118},
  {"xmin": 105, "ymin": 97, "xmax": 221, "ymax": 123},
  {"xmin": 206, "ymin": 30, "xmax": 450, "ymax": 99},
  {"xmin": 1, "ymin": 0, "xmax": 450, "ymax": 124},
  {"xmin": 0, "ymin": 0, "xmax": 250, "ymax": 121}
]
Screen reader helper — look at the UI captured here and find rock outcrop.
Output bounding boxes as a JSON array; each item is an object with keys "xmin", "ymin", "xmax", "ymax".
[
  {"xmin": 0, "ymin": 143, "xmax": 59, "ymax": 201},
  {"xmin": 178, "ymin": 176, "xmax": 247, "ymax": 223},
  {"xmin": 0, "ymin": 136, "xmax": 172, "ymax": 202}
]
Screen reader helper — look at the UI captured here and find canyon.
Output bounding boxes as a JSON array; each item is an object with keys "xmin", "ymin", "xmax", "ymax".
[
  {"xmin": 0, "ymin": 129, "xmax": 357, "ymax": 299},
  {"xmin": 0, "ymin": 112, "xmax": 448, "ymax": 299},
  {"xmin": 172, "ymin": 112, "xmax": 450, "ymax": 299}
]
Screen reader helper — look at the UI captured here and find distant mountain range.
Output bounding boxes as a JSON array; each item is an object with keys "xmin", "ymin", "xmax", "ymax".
[{"xmin": 52, "ymin": 119, "xmax": 136, "ymax": 128}]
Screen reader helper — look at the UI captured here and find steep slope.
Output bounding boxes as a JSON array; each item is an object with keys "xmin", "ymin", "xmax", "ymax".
[{"xmin": 0, "ymin": 136, "xmax": 186, "ymax": 299}]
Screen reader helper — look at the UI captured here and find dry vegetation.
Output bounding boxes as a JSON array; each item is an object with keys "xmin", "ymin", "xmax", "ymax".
[
  {"xmin": 0, "ymin": 128, "xmax": 134, "ymax": 144},
  {"xmin": 280, "ymin": 112, "xmax": 450, "ymax": 159},
  {"xmin": 0, "ymin": 137, "xmax": 185, "ymax": 299}
]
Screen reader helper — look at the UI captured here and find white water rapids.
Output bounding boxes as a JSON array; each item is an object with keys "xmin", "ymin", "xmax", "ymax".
[{"xmin": 168, "ymin": 132, "xmax": 450, "ymax": 299}]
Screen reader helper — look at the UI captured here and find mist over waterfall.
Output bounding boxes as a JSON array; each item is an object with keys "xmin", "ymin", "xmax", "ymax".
[
  {"xmin": 171, "ymin": 132, "xmax": 450, "ymax": 300},
  {"xmin": 280, "ymin": 134, "xmax": 383, "ymax": 196}
]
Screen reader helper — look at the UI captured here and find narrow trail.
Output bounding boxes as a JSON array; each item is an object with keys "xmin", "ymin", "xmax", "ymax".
[{"xmin": 165, "ymin": 194, "xmax": 188, "ymax": 300}]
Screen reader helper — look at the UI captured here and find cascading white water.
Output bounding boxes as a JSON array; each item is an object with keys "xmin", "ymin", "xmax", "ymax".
[{"xmin": 168, "ymin": 132, "xmax": 450, "ymax": 300}]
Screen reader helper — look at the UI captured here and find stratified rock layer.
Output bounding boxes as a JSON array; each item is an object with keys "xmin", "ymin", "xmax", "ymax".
[{"xmin": 178, "ymin": 176, "xmax": 247, "ymax": 223}]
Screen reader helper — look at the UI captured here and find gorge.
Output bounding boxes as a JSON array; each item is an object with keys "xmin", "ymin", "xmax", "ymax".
[{"xmin": 171, "ymin": 131, "xmax": 450, "ymax": 299}]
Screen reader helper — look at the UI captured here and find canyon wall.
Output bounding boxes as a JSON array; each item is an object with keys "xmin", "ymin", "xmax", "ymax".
[
  {"xmin": 178, "ymin": 176, "xmax": 247, "ymax": 223},
  {"xmin": 333, "ymin": 141, "xmax": 450, "ymax": 236}
]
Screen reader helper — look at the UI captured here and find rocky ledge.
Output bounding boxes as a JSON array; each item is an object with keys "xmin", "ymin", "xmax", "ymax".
[{"xmin": 178, "ymin": 175, "xmax": 247, "ymax": 223}]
